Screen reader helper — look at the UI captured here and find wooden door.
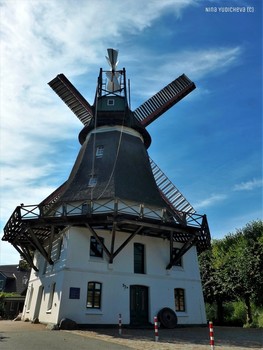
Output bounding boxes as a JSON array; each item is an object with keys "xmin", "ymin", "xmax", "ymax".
[{"xmin": 130, "ymin": 285, "xmax": 149, "ymax": 325}]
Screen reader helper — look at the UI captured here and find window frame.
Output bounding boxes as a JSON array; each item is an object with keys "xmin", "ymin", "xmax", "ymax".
[
  {"xmin": 26, "ymin": 284, "xmax": 34, "ymax": 312},
  {"xmin": 96, "ymin": 145, "xmax": 104, "ymax": 158},
  {"xmin": 88, "ymin": 176, "xmax": 97, "ymax": 187},
  {"xmin": 87, "ymin": 282, "xmax": 102, "ymax": 309},
  {"xmin": 47, "ymin": 282, "xmax": 56, "ymax": 312},
  {"xmin": 134, "ymin": 243, "xmax": 145, "ymax": 274},
  {"xmin": 107, "ymin": 99, "xmax": 115, "ymax": 106},
  {"xmin": 174, "ymin": 288, "xmax": 186, "ymax": 312},
  {"xmin": 90, "ymin": 236, "xmax": 104, "ymax": 258},
  {"xmin": 172, "ymin": 247, "xmax": 183, "ymax": 267}
]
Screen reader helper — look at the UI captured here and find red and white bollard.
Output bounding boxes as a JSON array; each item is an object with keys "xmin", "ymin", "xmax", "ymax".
[
  {"xmin": 154, "ymin": 316, "xmax": 159, "ymax": 342},
  {"xmin": 209, "ymin": 321, "xmax": 215, "ymax": 350},
  {"xmin": 118, "ymin": 313, "xmax": 122, "ymax": 335}
]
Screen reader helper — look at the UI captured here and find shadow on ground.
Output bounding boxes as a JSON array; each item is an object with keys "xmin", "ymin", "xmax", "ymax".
[{"xmin": 80, "ymin": 326, "xmax": 262, "ymax": 348}]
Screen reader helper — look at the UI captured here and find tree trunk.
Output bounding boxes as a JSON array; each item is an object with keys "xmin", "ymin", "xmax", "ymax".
[
  {"xmin": 216, "ymin": 299, "xmax": 224, "ymax": 325},
  {"xmin": 244, "ymin": 295, "xmax": 252, "ymax": 324}
]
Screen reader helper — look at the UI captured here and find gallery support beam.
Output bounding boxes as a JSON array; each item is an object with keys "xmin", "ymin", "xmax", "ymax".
[
  {"xmin": 166, "ymin": 234, "xmax": 198, "ymax": 270},
  {"xmin": 13, "ymin": 244, "xmax": 38, "ymax": 272},
  {"xmin": 86, "ymin": 222, "xmax": 143, "ymax": 264},
  {"xmin": 26, "ymin": 227, "xmax": 54, "ymax": 265}
]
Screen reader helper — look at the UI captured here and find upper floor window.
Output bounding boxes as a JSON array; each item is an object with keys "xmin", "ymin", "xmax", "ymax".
[
  {"xmin": 96, "ymin": 145, "xmax": 104, "ymax": 158},
  {"xmin": 174, "ymin": 288, "xmax": 185, "ymax": 312},
  {"xmin": 88, "ymin": 176, "xmax": 97, "ymax": 187},
  {"xmin": 87, "ymin": 282, "xmax": 102, "ymax": 309},
  {"xmin": 90, "ymin": 236, "xmax": 104, "ymax": 258},
  {"xmin": 172, "ymin": 248, "xmax": 182, "ymax": 267},
  {"xmin": 134, "ymin": 243, "xmax": 145, "ymax": 274},
  {"xmin": 53, "ymin": 236, "xmax": 63, "ymax": 261},
  {"xmin": 107, "ymin": 99, "xmax": 115, "ymax": 106}
]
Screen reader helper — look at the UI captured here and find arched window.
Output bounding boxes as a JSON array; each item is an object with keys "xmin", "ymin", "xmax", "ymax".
[
  {"xmin": 174, "ymin": 288, "xmax": 185, "ymax": 312},
  {"xmin": 87, "ymin": 282, "xmax": 102, "ymax": 309}
]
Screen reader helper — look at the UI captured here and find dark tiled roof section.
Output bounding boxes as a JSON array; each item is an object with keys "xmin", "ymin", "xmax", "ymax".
[
  {"xmin": 58, "ymin": 130, "xmax": 167, "ymax": 208},
  {"xmin": 0, "ymin": 265, "xmax": 30, "ymax": 295}
]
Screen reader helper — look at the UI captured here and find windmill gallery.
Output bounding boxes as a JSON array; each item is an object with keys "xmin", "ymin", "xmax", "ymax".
[{"xmin": 2, "ymin": 49, "xmax": 211, "ymax": 328}]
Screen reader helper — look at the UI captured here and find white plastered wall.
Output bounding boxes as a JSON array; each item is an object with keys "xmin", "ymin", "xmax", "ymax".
[{"xmin": 22, "ymin": 226, "xmax": 206, "ymax": 325}]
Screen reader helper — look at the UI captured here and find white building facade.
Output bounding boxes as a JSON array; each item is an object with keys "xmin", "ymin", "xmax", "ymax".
[{"xmin": 22, "ymin": 225, "xmax": 206, "ymax": 326}]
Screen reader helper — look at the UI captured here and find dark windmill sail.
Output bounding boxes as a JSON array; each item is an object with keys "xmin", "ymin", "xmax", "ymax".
[{"xmin": 3, "ymin": 49, "xmax": 211, "ymax": 271}]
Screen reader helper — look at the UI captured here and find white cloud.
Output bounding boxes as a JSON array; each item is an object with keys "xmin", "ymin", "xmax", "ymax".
[
  {"xmin": 0, "ymin": 0, "xmax": 201, "ymax": 264},
  {"xmin": 193, "ymin": 194, "xmax": 227, "ymax": 209},
  {"xmin": 0, "ymin": 0, "xmax": 250, "ymax": 265},
  {"xmin": 233, "ymin": 178, "xmax": 263, "ymax": 191}
]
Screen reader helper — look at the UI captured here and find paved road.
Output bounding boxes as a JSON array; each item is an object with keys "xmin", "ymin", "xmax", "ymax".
[
  {"xmin": 1, "ymin": 320, "xmax": 262, "ymax": 350},
  {"xmin": 0, "ymin": 321, "xmax": 132, "ymax": 350}
]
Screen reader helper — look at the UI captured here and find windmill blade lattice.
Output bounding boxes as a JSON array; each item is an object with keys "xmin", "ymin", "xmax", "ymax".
[
  {"xmin": 48, "ymin": 74, "xmax": 93, "ymax": 125},
  {"xmin": 150, "ymin": 158, "xmax": 195, "ymax": 214},
  {"xmin": 133, "ymin": 74, "xmax": 195, "ymax": 127}
]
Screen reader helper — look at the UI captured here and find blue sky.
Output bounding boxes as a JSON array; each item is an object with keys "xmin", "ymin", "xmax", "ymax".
[{"xmin": 0, "ymin": 0, "xmax": 262, "ymax": 264}]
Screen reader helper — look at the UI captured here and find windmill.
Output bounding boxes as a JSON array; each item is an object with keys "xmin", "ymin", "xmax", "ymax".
[{"xmin": 3, "ymin": 48, "xmax": 210, "ymax": 271}]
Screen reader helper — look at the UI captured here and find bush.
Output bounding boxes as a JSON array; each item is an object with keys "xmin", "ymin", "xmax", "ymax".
[
  {"xmin": 257, "ymin": 310, "xmax": 263, "ymax": 328},
  {"xmin": 232, "ymin": 301, "xmax": 247, "ymax": 324},
  {"xmin": 205, "ymin": 302, "xmax": 263, "ymax": 327},
  {"xmin": 246, "ymin": 307, "xmax": 263, "ymax": 328},
  {"xmin": 205, "ymin": 303, "xmax": 217, "ymax": 322},
  {"xmin": 223, "ymin": 302, "xmax": 244, "ymax": 326}
]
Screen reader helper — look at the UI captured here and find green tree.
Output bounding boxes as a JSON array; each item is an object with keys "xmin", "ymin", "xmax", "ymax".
[
  {"xmin": 199, "ymin": 220, "xmax": 263, "ymax": 325},
  {"xmin": 199, "ymin": 240, "xmax": 235, "ymax": 324},
  {"xmin": 223, "ymin": 221, "xmax": 263, "ymax": 323}
]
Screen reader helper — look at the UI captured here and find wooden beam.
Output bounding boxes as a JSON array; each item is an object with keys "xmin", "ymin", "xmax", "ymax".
[
  {"xmin": 47, "ymin": 225, "xmax": 55, "ymax": 262},
  {"xmin": 166, "ymin": 235, "xmax": 198, "ymax": 270},
  {"xmin": 26, "ymin": 227, "xmax": 53, "ymax": 265},
  {"xmin": 112, "ymin": 226, "xmax": 143, "ymax": 259},
  {"xmin": 169, "ymin": 231, "xmax": 173, "ymax": 268},
  {"xmin": 13, "ymin": 244, "xmax": 38, "ymax": 272},
  {"xmin": 85, "ymin": 223, "xmax": 111, "ymax": 259},
  {"xmin": 115, "ymin": 218, "xmax": 192, "ymax": 234},
  {"xmin": 109, "ymin": 224, "xmax": 116, "ymax": 264}
]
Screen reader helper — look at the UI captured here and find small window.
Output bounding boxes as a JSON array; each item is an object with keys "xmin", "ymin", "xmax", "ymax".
[
  {"xmin": 53, "ymin": 237, "xmax": 63, "ymax": 261},
  {"xmin": 82, "ymin": 202, "xmax": 88, "ymax": 214},
  {"xmin": 107, "ymin": 99, "xmax": 114, "ymax": 106},
  {"xmin": 96, "ymin": 145, "xmax": 104, "ymax": 158},
  {"xmin": 172, "ymin": 248, "xmax": 182, "ymax": 267},
  {"xmin": 90, "ymin": 236, "xmax": 104, "ymax": 257},
  {"xmin": 134, "ymin": 243, "xmax": 145, "ymax": 274},
  {"xmin": 69, "ymin": 287, "xmax": 80, "ymax": 299},
  {"xmin": 0, "ymin": 280, "xmax": 4, "ymax": 291},
  {"xmin": 47, "ymin": 282, "xmax": 56, "ymax": 311},
  {"xmin": 26, "ymin": 284, "xmax": 34, "ymax": 311},
  {"xmin": 87, "ymin": 282, "xmax": 102, "ymax": 309},
  {"xmin": 174, "ymin": 288, "xmax": 185, "ymax": 312},
  {"xmin": 88, "ymin": 176, "xmax": 97, "ymax": 187}
]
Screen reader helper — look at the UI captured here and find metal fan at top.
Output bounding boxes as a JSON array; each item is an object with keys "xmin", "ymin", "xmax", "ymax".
[{"xmin": 105, "ymin": 48, "xmax": 121, "ymax": 92}]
